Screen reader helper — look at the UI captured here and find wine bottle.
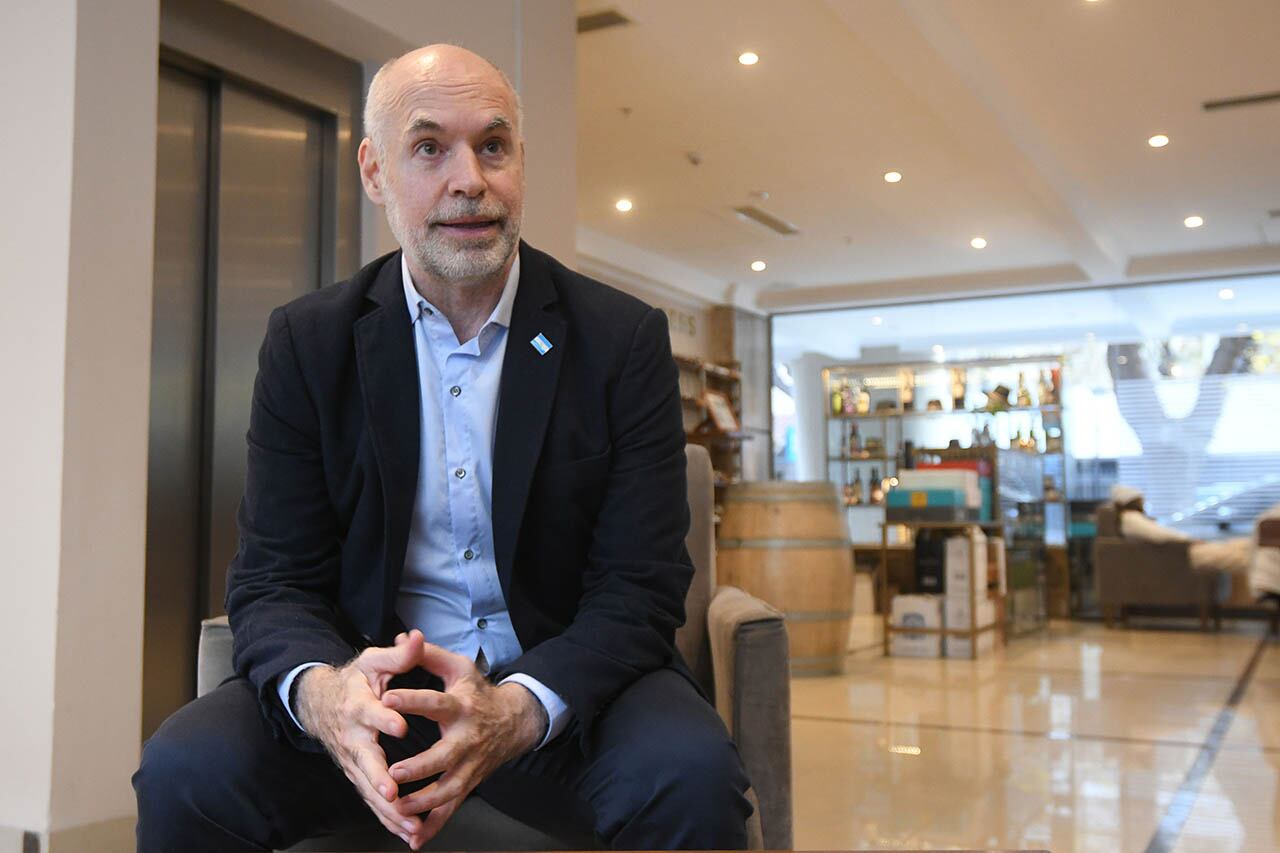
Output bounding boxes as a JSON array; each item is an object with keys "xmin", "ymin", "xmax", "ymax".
[
  {"xmin": 1016, "ymin": 372, "xmax": 1032, "ymax": 408},
  {"xmin": 850, "ymin": 470, "xmax": 864, "ymax": 505},
  {"xmin": 900, "ymin": 369, "xmax": 915, "ymax": 411}
]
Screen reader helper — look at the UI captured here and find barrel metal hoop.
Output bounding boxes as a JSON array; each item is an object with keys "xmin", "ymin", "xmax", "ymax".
[
  {"xmin": 721, "ymin": 493, "xmax": 839, "ymax": 504},
  {"xmin": 782, "ymin": 610, "xmax": 854, "ymax": 622},
  {"xmin": 717, "ymin": 538, "xmax": 850, "ymax": 549}
]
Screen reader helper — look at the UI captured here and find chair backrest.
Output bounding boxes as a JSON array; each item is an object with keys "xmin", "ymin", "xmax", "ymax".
[
  {"xmin": 676, "ymin": 444, "xmax": 717, "ymax": 699},
  {"xmin": 1096, "ymin": 503, "xmax": 1120, "ymax": 538}
]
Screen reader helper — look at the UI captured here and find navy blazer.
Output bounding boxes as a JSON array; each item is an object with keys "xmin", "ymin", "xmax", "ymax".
[{"xmin": 226, "ymin": 242, "xmax": 693, "ymax": 752}]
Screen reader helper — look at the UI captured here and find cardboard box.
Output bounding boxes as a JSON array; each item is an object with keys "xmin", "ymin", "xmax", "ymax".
[
  {"xmin": 944, "ymin": 531, "xmax": 987, "ymax": 599},
  {"xmin": 945, "ymin": 595, "xmax": 997, "ymax": 630},
  {"xmin": 886, "ymin": 488, "xmax": 970, "ymax": 508},
  {"xmin": 890, "ymin": 594, "xmax": 943, "ymax": 658},
  {"xmin": 895, "ymin": 470, "xmax": 981, "ymax": 506}
]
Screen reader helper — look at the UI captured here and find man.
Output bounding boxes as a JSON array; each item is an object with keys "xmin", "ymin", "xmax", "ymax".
[{"xmin": 134, "ymin": 44, "xmax": 752, "ymax": 851}]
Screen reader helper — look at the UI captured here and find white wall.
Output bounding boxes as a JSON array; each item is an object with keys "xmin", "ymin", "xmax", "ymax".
[
  {"xmin": 0, "ymin": 0, "xmax": 76, "ymax": 839},
  {"xmin": 0, "ymin": 0, "xmax": 158, "ymax": 848}
]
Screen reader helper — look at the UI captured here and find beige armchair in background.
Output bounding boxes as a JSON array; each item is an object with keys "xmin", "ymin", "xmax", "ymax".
[{"xmin": 196, "ymin": 444, "xmax": 793, "ymax": 850}]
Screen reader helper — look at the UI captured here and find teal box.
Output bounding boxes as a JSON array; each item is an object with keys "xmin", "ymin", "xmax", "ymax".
[{"xmin": 886, "ymin": 489, "xmax": 968, "ymax": 508}]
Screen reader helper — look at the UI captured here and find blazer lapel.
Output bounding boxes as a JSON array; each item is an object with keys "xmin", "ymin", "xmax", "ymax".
[
  {"xmin": 492, "ymin": 243, "xmax": 566, "ymax": 596},
  {"xmin": 353, "ymin": 253, "xmax": 421, "ymax": 629}
]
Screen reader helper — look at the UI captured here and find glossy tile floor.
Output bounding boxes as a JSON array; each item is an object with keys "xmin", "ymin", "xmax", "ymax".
[{"xmin": 790, "ymin": 617, "xmax": 1279, "ymax": 852}]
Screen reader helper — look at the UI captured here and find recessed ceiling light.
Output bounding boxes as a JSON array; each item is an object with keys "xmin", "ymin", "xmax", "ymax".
[
  {"xmin": 615, "ymin": 198, "xmax": 633, "ymax": 213},
  {"xmin": 1184, "ymin": 215, "xmax": 1204, "ymax": 228},
  {"xmin": 932, "ymin": 344, "xmax": 945, "ymax": 353},
  {"xmin": 1148, "ymin": 134, "xmax": 1169, "ymax": 148},
  {"xmin": 1219, "ymin": 287, "xmax": 1235, "ymax": 300},
  {"xmin": 970, "ymin": 236, "xmax": 988, "ymax": 249},
  {"xmin": 884, "ymin": 171, "xmax": 902, "ymax": 183},
  {"xmin": 871, "ymin": 316, "xmax": 884, "ymax": 326},
  {"xmin": 738, "ymin": 52, "xmax": 759, "ymax": 66},
  {"xmin": 750, "ymin": 260, "xmax": 767, "ymax": 272}
]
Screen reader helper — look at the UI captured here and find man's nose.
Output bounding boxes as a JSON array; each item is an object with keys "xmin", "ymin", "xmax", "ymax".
[{"xmin": 447, "ymin": 148, "xmax": 486, "ymax": 197}]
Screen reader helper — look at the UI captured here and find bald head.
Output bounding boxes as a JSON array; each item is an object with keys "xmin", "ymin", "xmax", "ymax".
[{"xmin": 363, "ymin": 44, "xmax": 523, "ymax": 158}]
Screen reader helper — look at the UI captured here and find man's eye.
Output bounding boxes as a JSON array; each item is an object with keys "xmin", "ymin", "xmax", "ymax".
[
  {"xmin": 417, "ymin": 142, "xmax": 439, "ymax": 156},
  {"xmin": 483, "ymin": 140, "xmax": 504, "ymax": 155}
]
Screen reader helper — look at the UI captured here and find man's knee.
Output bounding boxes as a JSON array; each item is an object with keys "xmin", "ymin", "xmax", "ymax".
[
  {"xmin": 134, "ymin": 680, "xmax": 286, "ymax": 850},
  {"xmin": 642, "ymin": 725, "xmax": 748, "ymax": 806},
  {"xmin": 135, "ymin": 697, "xmax": 242, "ymax": 831},
  {"xmin": 603, "ymin": 692, "xmax": 751, "ymax": 846}
]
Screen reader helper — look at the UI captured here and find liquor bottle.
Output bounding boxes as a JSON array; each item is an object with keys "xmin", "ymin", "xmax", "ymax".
[
  {"xmin": 831, "ymin": 382, "xmax": 843, "ymax": 417},
  {"xmin": 869, "ymin": 467, "xmax": 884, "ymax": 505},
  {"xmin": 856, "ymin": 385, "xmax": 871, "ymax": 415},
  {"xmin": 981, "ymin": 424, "xmax": 993, "ymax": 446},
  {"xmin": 849, "ymin": 469, "xmax": 864, "ymax": 505},
  {"xmin": 848, "ymin": 424, "xmax": 862, "ymax": 456},
  {"xmin": 900, "ymin": 369, "xmax": 915, "ymax": 411},
  {"xmin": 1016, "ymin": 372, "xmax": 1032, "ymax": 408},
  {"xmin": 841, "ymin": 381, "xmax": 854, "ymax": 415},
  {"xmin": 950, "ymin": 369, "xmax": 967, "ymax": 410},
  {"xmin": 1037, "ymin": 370, "xmax": 1054, "ymax": 407}
]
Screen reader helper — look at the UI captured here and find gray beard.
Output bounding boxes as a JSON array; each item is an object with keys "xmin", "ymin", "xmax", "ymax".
[{"xmin": 385, "ymin": 194, "xmax": 521, "ymax": 283}]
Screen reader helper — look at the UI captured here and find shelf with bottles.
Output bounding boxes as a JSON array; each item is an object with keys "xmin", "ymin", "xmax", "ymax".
[
  {"xmin": 823, "ymin": 356, "xmax": 1063, "ymax": 419},
  {"xmin": 831, "ymin": 405, "xmax": 1061, "ymax": 421},
  {"xmin": 836, "ymin": 465, "xmax": 896, "ymax": 509},
  {"xmin": 823, "ymin": 354, "xmax": 1068, "ymax": 550}
]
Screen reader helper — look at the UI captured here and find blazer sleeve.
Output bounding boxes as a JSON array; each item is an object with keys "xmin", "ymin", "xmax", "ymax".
[
  {"xmin": 225, "ymin": 306, "xmax": 359, "ymax": 751},
  {"xmin": 499, "ymin": 307, "xmax": 694, "ymax": 744}
]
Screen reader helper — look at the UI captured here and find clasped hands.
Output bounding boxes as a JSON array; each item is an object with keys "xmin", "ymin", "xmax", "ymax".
[{"xmin": 295, "ymin": 630, "xmax": 547, "ymax": 849}]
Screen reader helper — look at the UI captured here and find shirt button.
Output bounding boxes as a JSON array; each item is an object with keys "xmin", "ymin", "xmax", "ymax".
[
  {"xmin": 450, "ymin": 385, "xmax": 461, "ymax": 397},
  {"xmin": 455, "ymin": 467, "xmax": 466, "ymax": 479},
  {"xmin": 463, "ymin": 549, "xmax": 474, "ymax": 561},
  {"xmin": 477, "ymin": 618, "xmax": 489, "ymax": 630}
]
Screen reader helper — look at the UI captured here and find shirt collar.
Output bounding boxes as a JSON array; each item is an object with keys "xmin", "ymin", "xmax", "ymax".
[{"xmin": 401, "ymin": 251, "xmax": 521, "ymax": 331}]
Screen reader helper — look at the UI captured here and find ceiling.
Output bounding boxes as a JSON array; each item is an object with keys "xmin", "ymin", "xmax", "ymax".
[{"xmin": 575, "ymin": 0, "xmax": 1280, "ymax": 311}]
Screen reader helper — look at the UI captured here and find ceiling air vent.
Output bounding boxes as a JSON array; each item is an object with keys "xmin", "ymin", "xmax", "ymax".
[
  {"xmin": 577, "ymin": 10, "xmax": 631, "ymax": 34},
  {"xmin": 733, "ymin": 205, "xmax": 800, "ymax": 236},
  {"xmin": 1202, "ymin": 90, "xmax": 1280, "ymax": 112}
]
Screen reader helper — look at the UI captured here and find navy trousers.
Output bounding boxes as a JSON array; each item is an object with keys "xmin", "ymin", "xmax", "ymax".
[{"xmin": 133, "ymin": 667, "xmax": 752, "ymax": 851}]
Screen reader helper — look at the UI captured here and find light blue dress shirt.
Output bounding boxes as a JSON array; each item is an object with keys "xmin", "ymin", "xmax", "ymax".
[{"xmin": 277, "ymin": 252, "xmax": 570, "ymax": 749}]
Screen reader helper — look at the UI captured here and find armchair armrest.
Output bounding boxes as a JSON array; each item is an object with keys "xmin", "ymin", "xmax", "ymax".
[
  {"xmin": 197, "ymin": 615, "xmax": 235, "ymax": 698},
  {"xmin": 708, "ymin": 586, "xmax": 792, "ymax": 850}
]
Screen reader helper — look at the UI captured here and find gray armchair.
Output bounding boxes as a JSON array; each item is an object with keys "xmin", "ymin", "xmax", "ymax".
[
  {"xmin": 197, "ymin": 444, "xmax": 792, "ymax": 850},
  {"xmin": 1093, "ymin": 504, "xmax": 1217, "ymax": 629}
]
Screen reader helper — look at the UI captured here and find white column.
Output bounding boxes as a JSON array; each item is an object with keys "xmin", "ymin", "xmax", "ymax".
[
  {"xmin": 792, "ymin": 352, "xmax": 832, "ymax": 483},
  {"xmin": 0, "ymin": 0, "xmax": 159, "ymax": 848}
]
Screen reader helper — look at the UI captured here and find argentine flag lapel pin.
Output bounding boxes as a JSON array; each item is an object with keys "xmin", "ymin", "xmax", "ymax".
[{"xmin": 530, "ymin": 332, "xmax": 553, "ymax": 356}]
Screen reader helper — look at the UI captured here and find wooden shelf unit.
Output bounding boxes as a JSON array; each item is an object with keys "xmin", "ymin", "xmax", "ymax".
[
  {"xmin": 880, "ymin": 520, "xmax": 1007, "ymax": 659},
  {"xmin": 676, "ymin": 355, "xmax": 751, "ymax": 520}
]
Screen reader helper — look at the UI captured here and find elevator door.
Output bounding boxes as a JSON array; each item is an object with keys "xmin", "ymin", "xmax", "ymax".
[{"xmin": 143, "ymin": 65, "xmax": 326, "ymax": 738}]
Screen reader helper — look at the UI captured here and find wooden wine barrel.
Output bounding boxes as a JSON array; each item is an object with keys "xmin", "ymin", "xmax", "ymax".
[{"xmin": 717, "ymin": 481, "xmax": 854, "ymax": 676}]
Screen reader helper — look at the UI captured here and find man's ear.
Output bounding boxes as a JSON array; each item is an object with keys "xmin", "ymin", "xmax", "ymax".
[{"xmin": 357, "ymin": 137, "xmax": 385, "ymax": 205}]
